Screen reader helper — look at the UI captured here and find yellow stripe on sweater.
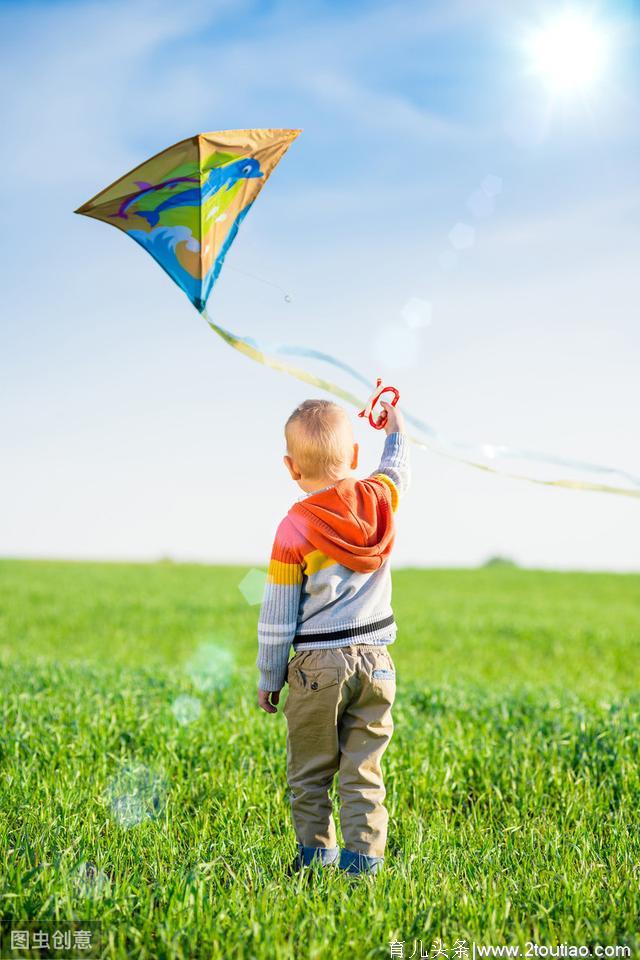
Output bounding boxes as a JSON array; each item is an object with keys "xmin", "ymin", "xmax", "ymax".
[
  {"xmin": 267, "ymin": 558, "xmax": 303, "ymax": 586},
  {"xmin": 371, "ymin": 472, "xmax": 399, "ymax": 512},
  {"xmin": 303, "ymin": 549, "xmax": 338, "ymax": 576}
]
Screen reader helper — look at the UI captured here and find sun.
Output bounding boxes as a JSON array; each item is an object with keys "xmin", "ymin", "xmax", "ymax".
[{"xmin": 525, "ymin": 10, "xmax": 609, "ymax": 96}]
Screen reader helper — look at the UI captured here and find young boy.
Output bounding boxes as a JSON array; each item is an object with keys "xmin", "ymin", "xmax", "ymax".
[{"xmin": 256, "ymin": 398, "xmax": 410, "ymax": 876}]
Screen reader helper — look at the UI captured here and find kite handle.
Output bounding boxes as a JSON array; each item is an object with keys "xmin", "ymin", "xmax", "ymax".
[{"xmin": 357, "ymin": 378, "xmax": 401, "ymax": 430}]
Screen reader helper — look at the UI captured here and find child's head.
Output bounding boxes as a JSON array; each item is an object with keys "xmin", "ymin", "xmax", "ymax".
[{"xmin": 284, "ymin": 399, "xmax": 359, "ymax": 491}]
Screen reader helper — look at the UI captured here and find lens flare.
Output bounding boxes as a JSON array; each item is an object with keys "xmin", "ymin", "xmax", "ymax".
[
  {"xmin": 171, "ymin": 694, "xmax": 202, "ymax": 726},
  {"xmin": 106, "ymin": 763, "xmax": 167, "ymax": 829}
]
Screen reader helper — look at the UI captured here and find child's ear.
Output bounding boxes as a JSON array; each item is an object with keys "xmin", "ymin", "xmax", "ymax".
[
  {"xmin": 284, "ymin": 455, "xmax": 302, "ymax": 481},
  {"xmin": 350, "ymin": 443, "xmax": 359, "ymax": 471}
]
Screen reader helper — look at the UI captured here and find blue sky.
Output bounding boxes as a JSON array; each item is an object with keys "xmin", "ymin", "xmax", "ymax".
[{"xmin": 1, "ymin": 0, "xmax": 639, "ymax": 569}]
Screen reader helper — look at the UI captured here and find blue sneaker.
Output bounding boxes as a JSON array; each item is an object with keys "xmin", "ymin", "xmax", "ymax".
[
  {"xmin": 338, "ymin": 848, "xmax": 384, "ymax": 875},
  {"xmin": 285, "ymin": 843, "xmax": 340, "ymax": 876}
]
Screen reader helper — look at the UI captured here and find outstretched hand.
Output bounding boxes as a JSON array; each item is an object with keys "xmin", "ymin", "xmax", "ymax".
[
  {"xmin": 258, "ymin": 688, "xmax": 281, "ymax": 714},
  {"xmin": 380, "ymin": 400, "xmax": 406, "ymax": 436}
]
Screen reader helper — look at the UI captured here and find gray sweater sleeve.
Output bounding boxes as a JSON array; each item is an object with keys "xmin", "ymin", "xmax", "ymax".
[
  {"xmin": 256, "ymin": 534, "xmax": 303, "ymax": 693},
  {"xmin": 373, "ymin": 431, "xmax": 411, "ymax": 499}
]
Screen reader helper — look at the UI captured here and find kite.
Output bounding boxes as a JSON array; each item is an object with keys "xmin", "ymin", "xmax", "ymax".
[
  {"xmin": 76, "ymin": 129, "xmax": 640, "ymax": 499},
  {"xmin": 75, "ymin": 129, "xmax": 300, "ymax": 312}
]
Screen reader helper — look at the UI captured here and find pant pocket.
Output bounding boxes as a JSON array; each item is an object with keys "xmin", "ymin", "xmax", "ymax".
[
  {"xmin": 295, "ymin": 667, "xmax": 339, "ymax": 691},
  {"xmin": 286, "ymin": 666, "xmax": 341, "ymax": 742},
  {"xmin": 372, "ymin": 647, "xmax": 395, "ymax": 678},
  {"xmin": 372, "ymin": 668, "xmax": 395, "ymax": 681},
  {"xmin": 370, "ymin": 651, "xmax": 396, "ymax": 706}
]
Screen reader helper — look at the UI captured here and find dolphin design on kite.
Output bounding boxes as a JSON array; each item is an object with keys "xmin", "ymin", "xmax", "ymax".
[
  {"xmin": 108, "ymin": 156, "xmax": 264, "ymax": 226},
  {"xmin": 135, "ymin": 157, "xmax": 264, "ymax": 228}
]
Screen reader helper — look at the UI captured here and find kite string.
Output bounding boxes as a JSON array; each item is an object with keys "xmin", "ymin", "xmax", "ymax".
[
  {"xmin": 200, "ymin": 308, "xmax": 640, "ymax": 500},
  {"xmin": 226, "ymin": 264, "xmax": 292, "ymax": 301}
]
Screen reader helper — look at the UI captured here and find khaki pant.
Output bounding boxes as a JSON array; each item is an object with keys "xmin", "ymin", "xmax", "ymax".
[{"xmin": 283, "ymin": 643, "xmax": 396, "ymax": 859}]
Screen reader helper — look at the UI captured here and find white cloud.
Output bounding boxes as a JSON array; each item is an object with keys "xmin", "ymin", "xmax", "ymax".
[{"xmin": 306, "ymin": 71, "xmax": 465, "ymax": 141}]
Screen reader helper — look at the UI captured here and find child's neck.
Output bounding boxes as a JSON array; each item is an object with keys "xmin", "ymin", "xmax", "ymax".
[{"xmin": 299, "ymin": 472, "xmax": 350, "ymax": 494}]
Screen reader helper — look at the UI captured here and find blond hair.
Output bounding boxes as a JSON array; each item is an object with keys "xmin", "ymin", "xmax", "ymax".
[{"xmin": 285, "ymin": 399, "xmax": 353, "ymax": 480}]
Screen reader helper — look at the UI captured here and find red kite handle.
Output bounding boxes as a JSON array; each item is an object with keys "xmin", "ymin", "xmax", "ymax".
[{"xmin": 358, "ymin": 379, "xmax": 401, "ymax": 430}]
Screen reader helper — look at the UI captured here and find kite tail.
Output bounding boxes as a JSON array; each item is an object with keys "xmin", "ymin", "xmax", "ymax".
[
  {"xmin": 201, "ymin": 308, "xmax": 367, "ymax": 409},
  {"xmin": 200, "ymin": 308, "xmax": 640, "ymax": 501}
]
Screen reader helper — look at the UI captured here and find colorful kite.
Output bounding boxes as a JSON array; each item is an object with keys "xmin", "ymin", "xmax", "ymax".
[
  {"xmin": 75, "ymin": 129, "xmax": 301, "ymax": 312},
  {"xmin": 76, "ymin": 129, "xmax": 640, "ymax": 499}
]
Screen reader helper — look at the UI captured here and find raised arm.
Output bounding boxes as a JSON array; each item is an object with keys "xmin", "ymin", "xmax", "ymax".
[{"xmin": 370, "ymin": 401, "xmax": 411, "ymax": 503}]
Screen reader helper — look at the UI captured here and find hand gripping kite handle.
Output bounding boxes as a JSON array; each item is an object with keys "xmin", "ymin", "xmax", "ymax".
[{"xmin": 357, "ymin": 378, "xmax": 400, "ymax": 430}]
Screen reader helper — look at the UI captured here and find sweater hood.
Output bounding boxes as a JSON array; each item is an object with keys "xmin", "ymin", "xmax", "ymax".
[{"xmin": 287, "ymin": 476, "xmax": 395, "ymax": 574}]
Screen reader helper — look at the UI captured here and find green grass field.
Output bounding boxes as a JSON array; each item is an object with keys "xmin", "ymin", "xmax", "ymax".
[{"xmin": 1, "ymin": 559, "xmax": 639, "ymax": 959}]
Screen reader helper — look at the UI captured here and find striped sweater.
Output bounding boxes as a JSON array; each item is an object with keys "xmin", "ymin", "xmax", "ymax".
[{"xmin": 256, "ymin": 432, "xmax": 410, "ymax": 691}]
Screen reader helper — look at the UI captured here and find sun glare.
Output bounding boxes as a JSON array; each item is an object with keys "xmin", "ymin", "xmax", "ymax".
[{"xmin": 526, "ymin": 10, "xmax": 609, "ymax": 96}]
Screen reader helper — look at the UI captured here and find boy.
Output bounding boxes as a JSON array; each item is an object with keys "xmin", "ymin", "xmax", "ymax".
[{"xmin": 256, "ymin": 398, "xmax": 410, "ymax": 876}]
